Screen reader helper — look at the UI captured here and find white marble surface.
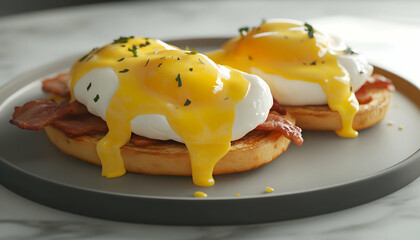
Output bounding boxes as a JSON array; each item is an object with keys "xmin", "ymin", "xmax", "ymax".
[{"xmin": 1, "ymin": 1, "xmax": 420, "ymax": 239}]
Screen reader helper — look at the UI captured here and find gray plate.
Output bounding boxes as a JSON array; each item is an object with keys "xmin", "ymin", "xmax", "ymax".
[{"xmin": 0, "ymin": 38, "xmax": 419, "ymax": 225}]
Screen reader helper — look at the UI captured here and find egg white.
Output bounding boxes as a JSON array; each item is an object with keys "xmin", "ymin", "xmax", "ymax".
[
  {"xmin": 250, "ymin": 36, "xmax": 373, "ymax": 106},
  {"xmin": 73, "ymin": 67, "xmax": 273, "ymax": 143}
]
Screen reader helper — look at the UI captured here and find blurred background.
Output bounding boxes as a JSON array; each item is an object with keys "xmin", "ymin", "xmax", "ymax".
[
  {"xmin": 2, "ymin": 0, "xmax": 420, "ymax": 19},
  {"xmin": 0, "ymin": 0, "xmax": 419, "ymax": 86},
  {"xmin": 0, "ymin": 0, "xmax": 116, "ymax": 16}
]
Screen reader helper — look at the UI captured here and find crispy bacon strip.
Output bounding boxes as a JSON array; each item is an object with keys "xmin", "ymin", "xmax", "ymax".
[
  {"xmin": 51, "ymin": 114, "xmax": 108, "ymax": 137},
  {"xmin": 355, "ymin": 73, "xmax": 394, "ymax": 104},
  {"xmin": 12, "ymin": 72, "xmax": 303, "ymax": 146},
  {"xmin": 10, "ymin": 99, "xmax": 87, "ymax": 130},
  {"xmin": 271, "ymin": 98, "xmax": 287, "ymax": 115},
  {"xmin": 130, "ymin": 134, "xmax": 160, "ymax": 146},
  {"xmin": 42, "ymin": 73, "xmax": 71, "ymax": 97},
  {"xmin": 257, "ymin": 112, "xmax": 303, "ymax": 146}
]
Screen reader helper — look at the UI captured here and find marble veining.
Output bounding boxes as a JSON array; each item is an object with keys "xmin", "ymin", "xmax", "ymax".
[
  {"xmin": 0, "ymin": 219, "xmax": 111, "ymax": 240},
  {"xmin": 0, "ymin": 1, "xmax": 420, "ymax": 239}
]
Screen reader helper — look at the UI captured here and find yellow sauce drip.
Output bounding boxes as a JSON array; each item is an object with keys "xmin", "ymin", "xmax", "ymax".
[
  {"xmin": 207, "ymin": 19, "xmax": 359, "ymax": 138},
  {"xmin": 69, "ymin": 37, "xmax": 249, "ymax": 186},
  {"xmin": 193, "ymin": 191, "xmax": 208, "ymax": 198},
  {"xmin": 265, "ymin": 186, "xmax": 274, "ymax": 193}
]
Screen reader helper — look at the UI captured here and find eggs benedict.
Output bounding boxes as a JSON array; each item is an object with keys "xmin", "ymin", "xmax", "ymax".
[
  {"xmin": 206, "ymin": 19, "xmax": 394, "ymax": 138},
  {"xmin": 10, "ymin": 36, "xmax": 303, "ymax": 187}
]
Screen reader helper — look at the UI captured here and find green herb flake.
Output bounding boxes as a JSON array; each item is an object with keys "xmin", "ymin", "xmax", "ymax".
[
  {"xmin": 117, "ymin": 57, "xmax": 125, "ymax": 62},
  {"xmin": 350, "ymin": 85, "xmax": 353, "ymax": 92},
  {"xmin": 145, "ymin": 59, "xmax": 150, "ymax": 67},
  {"xmin": 78, "ymin": 54, "xmax": 89, "ymax": 62},
  {"xmin": 310, "ymin": 61, "xmax": 316, "ymax": 65},
  {"xmin": 239, "ymin": 26, "xmax": 249, "ymax": 36},
  {"xmin": 128, "ymin": 45, "xmax": 138, "ymax": 57},
  {"xmin": 185, "ymin": 46, "xmax": 190, "ymax": 51},
  {"xmin": 113, "ymin": 36, "xmax": 134, "ymax": 44},
  {"xmin": 157, "ymin": 63, "xmax": 163, "ymax": 68},
  {"xmin": 160, "ymin": 56, "xmax": 166, "ymax": 60},
  {"xmin": 87, "ymin": 82, "xmax": 92, "ymax": 91},
  {"xmin": 119, "ymin": 69, "xmax": 129, "ymax": 73},
  {"xmin": 184, "ymin": 99, "xmax": 191, "ymax": 106},
  {"xmin": 224, "ymin": 97, "xmax": 229, "ymax": 100},
  {"xmin": 94, "ymin": 94, "xmax": 100, "ymax": 102},
  {"xmin": 248, "ymin": 55, "xmax": 253, "ymax": 61},
  {"xmin": 186, "ymin": 49, "xmax": 197, "ymax": 55},
  {"xmin": 304, "ymin": 22, "xmax": 314, "ymax": 38},
  {"xmin": 176, "ymin": 74, "xmax": 182, "ymax": 87},
  {"xmin": 139, "ymin": 41, "xmax": 150, "ymax": 48},
  {"xmin": 344, "ymin": 46, "xmax": 357, "ymax": 55},
  {"xmin": 177, "ymin": 57, "xmax": 180, "ymax": 60},
  {"xmin": 189, "ymin": 67, "xmax": 193, "ymax": 72}
]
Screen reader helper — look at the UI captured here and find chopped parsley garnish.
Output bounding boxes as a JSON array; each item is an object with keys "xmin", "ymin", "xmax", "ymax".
[
  {"xmin": 248, "ymin": 55, "xmax": 253, "ymax": 61},
  {"xmin": 157, "ymin": 63, "xmax": 163, "ymax": 68},
  {"xmin": 78, "ymin": 47, "xmax": 99, "ymax": 62},
  {"xmin": 113, "ymin": 36, "xmax": 134, "ymax": 44},
  {"xmin": 78, "ymin": 54, "xmax": 89, "ymax": 62},
  {"xmin": 90, "ymin": 47, "xmax": 99, "ymax": 55},
  {"xmin": 177, "ymin": 57, "xmax": 180, "ymax": 60},
  {"xmin": 310, "ymin": 61, "xmax": 316, "ymax": 65},
  {"xmin": 224, "ymin": 97, "xmax": 229, "ymax": 100},
  {"xmin": 117, "ymin": 57, "xmax": 125, "ymax": 62},
  {"xmin": 145, "ymin": 58, "xmax": 150, "ymax": 67},
  {"xmin": 359, "ymin": 70, "xmax": 364, "ymax": 74},
  {"xmin": 94, "ymin": 94, "xmax": 100, "ymax": 102},
  {"xmin": 121, "ymin": 45, "xmax": 126, "ymax": 47},
  {"xmin": 139, "ymin": 41, "xmax": 150, "ymax": 48},
  {"xmin": 344, "ymin": 46, "xmax": 357, "ymax": 55},
  {"xmin": 119, "ymin": 69, "xmax": 129, "ymax": 73},
  {"xmin": 198, "ymin": 58, "xmax": 205, "ymax": 65},
  {"xmin": 304, "ymin": 22, "xmax": 314, "ymax": 38},
  {"xmin": 189, "ymin": 67, "xmax": 193, "ymax": 72},
  {"xmin": 184, "ymin": 99, "xmax": 191, "ymax": 106},
  {"xmin": 186, "ymin": 48, "xmax": 197, "ymax": 55},
  {"xmin": 128, "ymin": 45, "xmax": 138, "ymax": 57},
  {"xmin": 176, "ymin": 74, "xmax": 182, "ymax": 87},
  {"xmin": 87, "ymin": 82, "xmax": 92, "ymax": 91},
  {"xmin": 350, "ymin": 85, "xmax": 353, "ymax": 92},
  {"xmin": 160, "ymin": 56, "xmax": 166, "ymax": 60},
  {"xmin": 239, "ymin": 26, "xmax": 249, "ymax": 36}
]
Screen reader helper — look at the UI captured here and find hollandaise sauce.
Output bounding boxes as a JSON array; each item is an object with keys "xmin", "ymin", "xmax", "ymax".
[
  {"xmin": 70, "ymin": 37, "xmax": 249, "ymax": 186},
  {"xmin": 207, "ymin": 19, "xmax": 359, "ymax": 138}
]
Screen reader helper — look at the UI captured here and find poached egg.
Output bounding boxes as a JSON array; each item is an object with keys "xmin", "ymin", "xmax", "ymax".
[
  {"xmin": 69, "ymin": 37, "xmax": 272, "ymax": 187},
  {"xmin": 206, "ymin": 19, "xmax": 374, "ymax": 138}
]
